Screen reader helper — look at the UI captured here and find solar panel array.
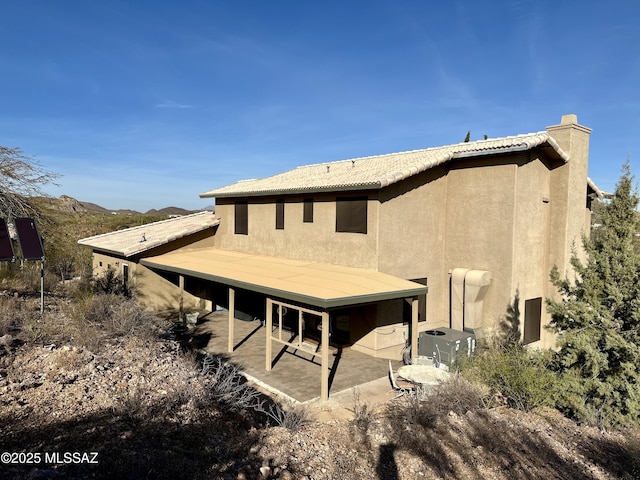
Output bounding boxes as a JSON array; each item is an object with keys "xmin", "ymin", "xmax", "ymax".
[
  {"xmin": 0, "ymin": 219, "xmax": 14, "ymax": 261},
  {"xmin": 0, "ymin": 218, "xmax": 45, "ymax": 262},
  {"xmin": 14, "ymin": 218, "xmax": 45, "ymax": 261}
]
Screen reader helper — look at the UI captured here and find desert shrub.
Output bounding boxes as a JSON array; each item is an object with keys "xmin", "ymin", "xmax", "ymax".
[
  {"xmin": 0, "ymin": 295, "xmax": 23, "ymax": 335},
  {"xmin": 459, "ymin": 343, "xmax": 557, "ymax": 412},
  {"xmin": 108, "ymin": 297, "xmax": 157, "ymax": 338},
  {"xmin": 389, "ymin": 373, "xmax": 489, "ymax": 429},
  {"xmin": 93, "ymin": 267, "xmax": 129, "ymax": 296},
  {"xmin": 351, "ymin": 388, "xmax": 375, "ymax": 434},
  {"xmin": 64, "ymin": 293, "xmax": 159, "ymax": 350},
  {"xmin": 200, "ymin": 354, "xmax": 310, "ymax": 431},
  {"xmin": 4, "ymin": 294, "xmax": 60, "ymax": 343}
]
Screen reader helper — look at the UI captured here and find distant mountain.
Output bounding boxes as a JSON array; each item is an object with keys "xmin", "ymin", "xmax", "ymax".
[
  {"xmin": 36, "ymin": 195, "xmax": 200, "ymax": 216},
  {"xmin": 144, "ymin": 206, "xmax": 197, "ymax": 216}
]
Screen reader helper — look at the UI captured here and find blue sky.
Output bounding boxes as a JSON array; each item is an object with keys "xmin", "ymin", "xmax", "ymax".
[{"xmin": 1, "ymin": 1, "xmax": 638, "ymax": 211}]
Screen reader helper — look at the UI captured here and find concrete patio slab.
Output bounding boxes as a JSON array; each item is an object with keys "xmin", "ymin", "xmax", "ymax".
[{"xmin": 188, "ymin": 311, "xmax": 402, "ymax": 404}]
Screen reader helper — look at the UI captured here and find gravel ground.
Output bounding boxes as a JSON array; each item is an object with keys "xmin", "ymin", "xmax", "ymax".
[{"xmin": 0, "ymin": 296, "xmax": 639, "ymax": 479}]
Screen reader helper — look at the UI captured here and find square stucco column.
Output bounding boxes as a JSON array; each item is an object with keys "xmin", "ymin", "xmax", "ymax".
[
  {"xmin": 321, "ymin": 311, "xmax": 330, "ymax": 402},
  {"xmin": 265, "ymin": 298, "xmax": 273, "ymax": 371},
  {"xmin": 411, "ymin": 296, "xmax": 418, "ymax": 363},
  {"xmin": 228, "ymin": 287, "xmax": 235, "ymax": 353}
]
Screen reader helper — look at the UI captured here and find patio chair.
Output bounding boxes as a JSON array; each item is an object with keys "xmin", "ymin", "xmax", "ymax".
[{"xmin": 388, "ymin": 360, "xmax": 415, "ymax": 399}]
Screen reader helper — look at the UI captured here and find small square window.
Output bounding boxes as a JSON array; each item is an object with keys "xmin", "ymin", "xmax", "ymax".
[{"xmin": 336, "ymin": 197, "xmax": 367, "ymax": 234}]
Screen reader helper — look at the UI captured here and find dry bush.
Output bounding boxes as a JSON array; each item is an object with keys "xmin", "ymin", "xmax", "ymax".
[
  {"xmin": 387, "ymin": 373, "xmax": 488, "ymax": 429},
  {"xmin": 52, "ymin": 346, "xmax": 89, "ymax": 371},
  {"xmin": 459, "ymin": 343, "xmax": 557, "ymax": 412},
  {"xmin": 62, "ymin": 293, "xmax": 161, "ymax": 351},
  {"xmin": 21, "ymin": 311, "xmax": 66, "ymax": 345},
  {"xmin": 107, "ymin": 297, "xmax": 158, "ymax": 339},
  {"xmin": 200, "ymin": 354, "xmax": 310, "ymax": 431},
  {"xmin": 112, "ymin": 375, "xmax": 154, "ymax": 423},
  {"xmin": 0, "ymin": 295, "xmax": 23, "ymax": 335},
  {"xmin": 351, "ymin": 387, "xmax": 375, "ymax": 434}
]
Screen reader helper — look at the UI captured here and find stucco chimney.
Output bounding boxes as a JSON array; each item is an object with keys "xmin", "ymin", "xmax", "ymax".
[{"xmin": 546, "ymin": 114, "xmax": 592, "ymax": 274}]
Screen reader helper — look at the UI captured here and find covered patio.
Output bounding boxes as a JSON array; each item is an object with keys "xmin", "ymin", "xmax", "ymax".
[
  {"xmin": 141, "ymin": 248, "xmax": 427, "ymax": 401},
  {"xmin": 190, "ymin": 310, "xmax": 393, "ymax": 402}
]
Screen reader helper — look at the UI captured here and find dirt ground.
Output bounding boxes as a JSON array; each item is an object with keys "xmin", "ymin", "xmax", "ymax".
[{"xmin": 0, "ymin": 296, "xmax": 639, "ymax": 479}]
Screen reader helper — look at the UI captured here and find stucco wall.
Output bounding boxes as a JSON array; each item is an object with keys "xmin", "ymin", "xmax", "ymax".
[
  {"xmin": 214, "ymin": 193, "xmax": 379, "ymax": 269},
  {"xmin": 376, "ymin": 151, "xmax": 573, "ymax": 346},
  {"xmin": 91, "ymin": 252, "xmax": 204, "ymax": 313},
  {"xmin": 377, "ymin": 167, "xmax": 448, "ymax": 332},
  {"xmin": 443, "ymin": 159, "xmax": 517, "ymax": 336}
]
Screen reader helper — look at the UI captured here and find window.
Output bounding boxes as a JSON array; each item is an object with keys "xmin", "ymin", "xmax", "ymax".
[
  {"xmin": 523, "ymin": 297, "xmax": 542, "ymax": 344},
  {"xmin": 276, "ymin": 200, "xmax": 284, "ymax": 230},
  {"xmin": 122, "ymin": 264, "xmax": 129, "ymax": 293},
  {"xmin": 303, "ymin": 198, "xmax": 314, "ymax": 223},
  {"xmin": 234, "ymin": 202, "xmax": 248, "ymax": 235},
  {"xmin": 336, "ymin": 197, "xmax": 367, "ymax": 234}
]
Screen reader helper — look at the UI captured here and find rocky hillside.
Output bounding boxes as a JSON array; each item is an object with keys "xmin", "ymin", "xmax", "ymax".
[{"xmin": 0, "ymin": 292, "xmax": 638, "ymax": 479}]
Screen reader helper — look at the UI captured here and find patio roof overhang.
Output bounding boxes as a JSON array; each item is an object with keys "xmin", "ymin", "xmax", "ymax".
[{"xmin": 140, "ymin": 248, "xmax": 428, "ymax": 309}]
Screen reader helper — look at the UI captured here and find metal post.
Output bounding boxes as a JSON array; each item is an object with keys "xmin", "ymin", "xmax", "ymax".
[{"xmin": 40, "ymin": 261, "xmax": 44, "ymax": 314}]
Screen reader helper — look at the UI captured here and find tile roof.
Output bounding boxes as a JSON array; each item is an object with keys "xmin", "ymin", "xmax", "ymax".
[
  {"xmin": 77, "ymin": 211, "xmax": 219, "ymax": 257},
  {"xmin": 200, "ymin": 132, "xmax": 568, "ymax": 198}
]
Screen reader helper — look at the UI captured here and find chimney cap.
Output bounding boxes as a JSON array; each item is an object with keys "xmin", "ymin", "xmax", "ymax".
[{"xmin": 560, "ymin": 114, "xmax": 578, "ymax": 125}]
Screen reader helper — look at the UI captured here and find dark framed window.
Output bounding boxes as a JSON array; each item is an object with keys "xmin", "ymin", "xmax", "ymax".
[
  {"xmin": 122, "ymin": 264, "xmax": 129, "ymax": 293},
  {"xmin": 234, "ymin": 202, "xmax": 248, "ymax": 235},
  {"xmin": 276, "ymin": 200, "xmax": 284, "ymax": 230},
  {"xmin": 523, "ymin": 297, "xmax": 542, "ymax": 344},
  {"xmin": 303, "ymin": 198, "xmax": 314, "ymax": 223},
  {"xmin": 336, "ymin": 197, "xmax": 367, "ymax": 234}
]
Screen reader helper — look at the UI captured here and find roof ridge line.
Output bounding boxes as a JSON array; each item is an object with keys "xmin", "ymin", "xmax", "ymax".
[{"xmin": 78, "ymin": 211, "xmax": 213, "ymax": 242}]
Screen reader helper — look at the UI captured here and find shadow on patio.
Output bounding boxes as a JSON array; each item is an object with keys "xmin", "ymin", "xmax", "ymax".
[{"xmin": 187, "ymin": 310, "xmax": 393, "ymax": 403}]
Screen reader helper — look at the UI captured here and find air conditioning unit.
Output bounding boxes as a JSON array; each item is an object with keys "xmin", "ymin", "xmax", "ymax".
[{"xmin": 418, "ymin": 328, "xmax": 476, "ymax": 369}]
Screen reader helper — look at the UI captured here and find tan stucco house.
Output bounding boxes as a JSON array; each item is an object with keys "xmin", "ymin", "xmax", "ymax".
[
  {"xmin": 79, "ymin": 114, "xmax": 601, "ymax": 401},
  {"xmin": 78, "ymin": 211, "xmax": 220, "ymax": 314}
]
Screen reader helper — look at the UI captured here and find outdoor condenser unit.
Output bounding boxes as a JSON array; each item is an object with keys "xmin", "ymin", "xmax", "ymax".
[{"xmin": 418, "ymin": 328, "xmax": 476, "ymax": 368}]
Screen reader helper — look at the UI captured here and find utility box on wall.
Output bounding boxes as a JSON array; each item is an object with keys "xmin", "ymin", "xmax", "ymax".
[{"xmin": 418, "ymin": 328, "xmax": 476, "ymax": 368}]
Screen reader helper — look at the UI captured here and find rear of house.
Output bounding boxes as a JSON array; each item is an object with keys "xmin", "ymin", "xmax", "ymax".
[
  {"xmin": 199, "ymin": 114, "xmax": 598, "ymax": 354},
  {"xmin": 79, "ymin": 114, "xmax": 600, "ymax": 378}
]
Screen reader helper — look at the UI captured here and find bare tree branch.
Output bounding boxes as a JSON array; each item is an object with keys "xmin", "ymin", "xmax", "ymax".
[{"xmin": 0, "ymin": 146, "xmax": 61, "ymax": 219}]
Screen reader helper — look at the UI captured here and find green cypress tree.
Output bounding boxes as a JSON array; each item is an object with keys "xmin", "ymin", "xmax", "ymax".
[{"xmin": 547, "ymin": 163, "xmax": 640, "ymax": 426}]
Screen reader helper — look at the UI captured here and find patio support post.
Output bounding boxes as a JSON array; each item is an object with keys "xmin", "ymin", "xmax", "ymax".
[
  {"xmin": 265, "ymin": 298, "xmax": 273, "ymax": 371},
  {"xmin": 411, "ymin": 296, "xmax": 418, "ymax": 363},
  {"xmin": 228, "ymin": 287, "xmax": 235, "ymax": 352},
  {"xmin": 321, "ymin": 311, "xmax": 330, "ymax": 401}
]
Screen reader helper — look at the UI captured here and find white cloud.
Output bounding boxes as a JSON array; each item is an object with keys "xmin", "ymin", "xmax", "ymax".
[{"xmin": 155, "ymin": 100, "xmax": 195, "ymax": 109}]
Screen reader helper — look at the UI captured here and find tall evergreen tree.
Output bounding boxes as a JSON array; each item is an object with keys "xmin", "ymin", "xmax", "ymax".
[{"xmin": 547, "ymin": 163, "xmax": 640, "ymax": 426}]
